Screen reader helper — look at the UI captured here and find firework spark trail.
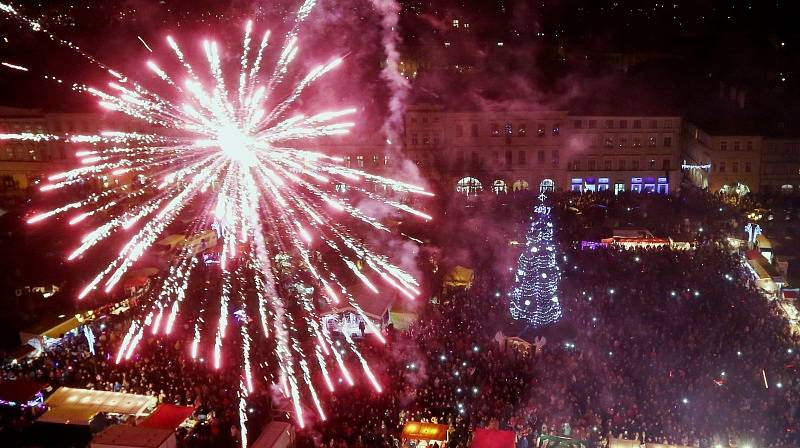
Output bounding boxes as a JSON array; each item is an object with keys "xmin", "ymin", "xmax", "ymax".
[{"xmin": 4, "ymin": 0, "xmax": 433, "ymax": 427}]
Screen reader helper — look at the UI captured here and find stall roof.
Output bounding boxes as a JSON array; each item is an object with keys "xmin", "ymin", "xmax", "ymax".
[
  {"xmin": 471, "ymin": 428, "xmax": 516, "ymax": 448},
  {"xmin": 0, "ymin": 379, "xmax": 46, "ymax": 405},
  {"xmin": 139, "ymin": 404, "xmax": 194, "ymax": 430},
  {"xmin": 401, "ymin": 422, "xmax": 449, "ymax": 442},
  {"xmin": 38, "ymin": 406, "xmax": 97, "ymax": 425},
  {"xmin": 44, "ymin": 387, "xmax": 157, "ymax": 421},
  {"xmin": 91, "ymin": 424, "xmax": 174, "ymax": 448}
]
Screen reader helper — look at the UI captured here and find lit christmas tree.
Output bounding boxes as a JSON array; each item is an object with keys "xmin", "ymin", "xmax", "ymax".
[{"xmin": 509, "ymin": 192, "xmax": 563, "ymax": 327}]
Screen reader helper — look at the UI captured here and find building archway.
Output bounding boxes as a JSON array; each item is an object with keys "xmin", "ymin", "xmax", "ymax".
[
  {"xmin": 456, "ymin": 177, "xmax": 483, "ymax": 195},
  {"xmin": 492, "ymin": 179, "xmax": 507, "ymax": 194},
  {"xmin": 512, "ymin": 180, "xmax": 529, "ymax": 192},
  {"xmin": 539, "ymin": 178, "xmax": 555, "ymax": 192}
]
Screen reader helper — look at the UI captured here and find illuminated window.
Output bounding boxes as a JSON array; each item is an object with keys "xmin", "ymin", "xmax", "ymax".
[
  {"xmin": 491, "ymin": 123, "xmax": 500, "ymax": 137},
  {"xmin": 456, "ymin": 177, "xmax": 483, "ymax": 195},
  {"xmin": 492, "ymin": 179, "xmax": 507, "ymax": 194},
  {"xmin": 537, "ymin": 124, "xmax": 545, "ymax": 137},
  {"xmin": 518, "ymin": 124, "xmax": 527, "ymax": 137},
  {"xmin": 344, "ymin": 156, "xmax": 351, "ymax": 167},
  {"xmin": 356, "ymin": 155, "xmax": 364, "ymax": 168},
  {"xmin": 452, "ymin": 19, "xmax": 459, "ymax": 27},
  {"xmin": 540, "ymin": 178, "xmax": 555, "ymax": 192},
  {"xmin": 384, "ymin": 155, "xmax": 391, "ymax": 166},
  {"xmin": 512, "ymin": 180, "xmax": 529, "ymax": 191},
  {"xmin": 505, "ymin": 123, "xmax": 513, "ymax": 136},
  {"xmin": 649, "ymin": 136, "xmax": 657, "ymax": 147},
  {"xmin": 552, "ymin": 124, "xmax": 560, "ymax": 136}
]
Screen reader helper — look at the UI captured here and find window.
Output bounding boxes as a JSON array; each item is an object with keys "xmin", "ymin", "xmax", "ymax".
[
  {"xmin": 649, "ymin": 136, "xmax": 657, "ymax": 147},
  {"xmin": 505, "ymin": 123, "xmax": 513, "ymax": 136},
  {"xmin": 344, "ymin": 155, "xmax": 351, "ymax": 167},
  {"xmin": 734, "ymin": 141, "xmax": 740, "ymax": 151},
  {"xmin": 649, "ymin": 159, "xmax": 656, "ymax": 169},
  {"xmin": 452, "ymin": 19, "xmax": 459, "ymax": 27},
  {"xmin": 605, "ymin": 119, "xmax": 614, "ymax": 129},
  {"xmin": 356, "ymin": 155, "xmax": 364, "ymax": 168},
  {"xmin": 491, "ymin": 123, "xmax": 500, "ymax": 137},
  {"xmin": 746, "ymin": 141, "xmax": 753, "ymax": 151},
  {"xmin": 588, "ymin": 159, "xmax": 596, "ymax": 170},
  {"xmin": 662, "ymin": 159, "xmax": 670, "ymax": 170},
  {"xmin": 633, "ymin": 120, "xmax": 641, "ymax": 129},
  {"xmin": 633, "ymin": 136, "xmax": 641, "ymax": 148},
  {"xmin": 505, "ymin": 150, "xmax": 513, "ymax": 166},
  {"xmin": 372, "ymin": 155, "xmax": 379, "ymax": 167},
  {"xmin": 588, "ymin": 120, "xmax": 597, "ymax": 129},
  {"xmin": 384, "ymin": 155, "xmax": 391, "ymax": 166},
  {"xmin": 471, "ymin": 123, "xmax": 479, "ymax": 137},
  {"xmin": 456, "ymin": 152, "xmax": 464, "ymax": 167},
  {"xmin": 471, "ymin": 152, "xmax": 479, "ymax": 165},
  {"xmin": 433, "ymin": 136, "xmax": 439, "ymax": 146},
  {"xmin": 663, "ymin": 136, "xmax": 672, "ymax": 147},
  {"xmin": 649, "ymin": 120, "xmax": 658, "ymax": 128},
  {"xmin": 552, "ymin": 124, "xmax": 560, "ymax": 136},
  {"xmin": 456, "ymin": 124, "xmax": 464, "ymax": 137},
  {"xmin": 720, "ymin": 141, "xmax": 728, "ymax": 151},
  {"xmin": 537, "ymin": 124, "xmax": 545, "ymax": 137},
  {"xmin": 573, "ymin": 120, "xmax": 582, "ymax": 129},
  {"xmin": 552, "ymin": 150, "xmax": 560, "ymax": 167},
  {"xmin": 422, "ymin": 117, "xmax": 428, "ymax": 124},
  {"xmin": 518, "ymin": 151, "xmax": 526, "ymax": 165},
  {"xmin": 513, "ymin": 180, "xmax": 529, "ymax": 191},
  {"xmin": 619, "ymin": 120, "xmax": 628, "ymax": 129},
  {"xmin": 618, "ymin": 160, "xmax": 626, "ymax": 170},
  {"xmin": 538, "ymin": 150, "xmax": 545, "ymax": 164},
  {"xmin": 605, "ymin": 137, "xmax": 614, "ymax": 148},
  {"xmin": 518, "ymin": 124, "xmax": 527, "ymax": 137},
  {"xmin": 422, "ymin": 136, "xmax": 430, "ymax": 145},
  {"xmin": 719, "ymin": 162, "xmax": 726, "ymax": 173},
  {"xmin": 492, "ymin": 179, "xmax": 507, "ymax": 194},
  {"xmin": 632, "ymin": 160, "xmax": 640, "ymax": 170},
  {"xmin": 540, "ymin": 179, "xmax": 555, "ymax": 192},
  {"xmin": 604, "ymin": 160, "xmax": 612, "ymax": 170},
  {"xmin": 456, "ymin": 177, "xmax": 482, "ymax": 195},
  {"xmin": 732, "ymin": 162, "xmax": 739, "ymax": 173},
  {"xmin": 570, "ymin": 160, "xmax": 580, "ymax": 170},
  {"xmin": 745, "ymin": 161, "xmax": 751, "ymax": 172},
  {"xmin": 411, "ymin": 134, "xmax": 418, "ymax": 145}
]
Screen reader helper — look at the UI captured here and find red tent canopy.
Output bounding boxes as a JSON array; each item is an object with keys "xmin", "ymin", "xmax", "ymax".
[
  {"xmin": 471, "ymin": 428, "xmax": 516, "ymax": 448},
  {"xmin": 139, "ymin": 404, "xmax": 194, "ymax": 429}
]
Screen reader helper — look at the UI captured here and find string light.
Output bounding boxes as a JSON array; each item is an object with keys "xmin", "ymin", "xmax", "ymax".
[{"xmin": 509, "ymin": 192, "xmax": 564, "ymax": 327}]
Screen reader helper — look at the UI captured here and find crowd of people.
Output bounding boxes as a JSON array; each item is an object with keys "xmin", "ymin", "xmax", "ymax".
[
  {"xmin": 0, "ymin": 317, "xmax": 273, "ymax": 447},
  {"xmin": 1, "ymin": 189, "xmax": 799, "ymax": 448}
]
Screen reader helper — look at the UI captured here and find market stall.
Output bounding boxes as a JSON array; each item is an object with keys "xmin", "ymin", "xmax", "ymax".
[
  {"xmin": 401, "ymin": 421, "xmax": 449, "ymax": 447},
  {"xmin": 471, "ymin": 428, "xmax": 516, "ymax": 448}
]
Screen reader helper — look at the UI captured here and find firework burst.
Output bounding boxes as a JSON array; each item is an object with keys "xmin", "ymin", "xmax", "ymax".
[{"xmin": 0, "ymin": 0, "xmax": 431, "ymax": 443}]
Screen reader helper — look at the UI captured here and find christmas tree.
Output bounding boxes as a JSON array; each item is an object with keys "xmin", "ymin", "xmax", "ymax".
[{"xmin": 509, "ymin": 192, "xmax": 563, "ymax": 327}]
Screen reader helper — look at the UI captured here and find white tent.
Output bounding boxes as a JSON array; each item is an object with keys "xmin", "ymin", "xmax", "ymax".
[{"xmin": 39, "ymin": 387, "xmax": 157, "ymax": 425}]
